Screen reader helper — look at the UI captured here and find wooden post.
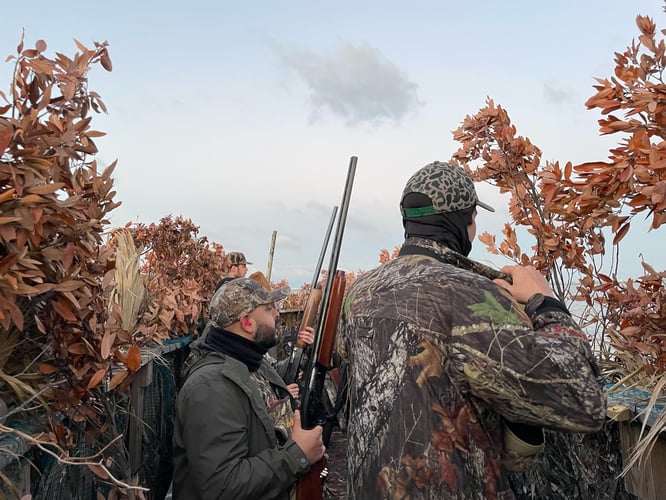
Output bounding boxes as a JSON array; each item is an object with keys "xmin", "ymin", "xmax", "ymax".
[
  {"xmin": 128, "ymin": 356, "xmax": 154, "ymax": 496},
  {"xmin": 266, "ymin": 230, "xmax": 277, "ymax": 283}
]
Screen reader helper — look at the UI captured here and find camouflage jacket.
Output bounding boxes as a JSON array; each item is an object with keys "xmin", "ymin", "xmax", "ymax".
[{"xmin": 339, "ymin": 237, "xmax": 606, "ymax": 500}]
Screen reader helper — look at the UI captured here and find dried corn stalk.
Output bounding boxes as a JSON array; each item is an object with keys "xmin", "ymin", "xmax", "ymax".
[{"xmin": 108, "ymin": 229, "xmax": 146, "ymax": 332}]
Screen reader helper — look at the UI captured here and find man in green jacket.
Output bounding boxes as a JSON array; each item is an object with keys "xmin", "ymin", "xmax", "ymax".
[
  {"xmin": 173, "ymin": 278, "xmax": 325, "ymax": 499},
  {"xmin": 339, "ymin": 161, "xmax": 606, "ymax": 499}
]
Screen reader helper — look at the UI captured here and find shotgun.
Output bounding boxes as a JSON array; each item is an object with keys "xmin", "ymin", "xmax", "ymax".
[{"xmin": 296, "ymin": 156, "xmax": 357, "ymax": 500}]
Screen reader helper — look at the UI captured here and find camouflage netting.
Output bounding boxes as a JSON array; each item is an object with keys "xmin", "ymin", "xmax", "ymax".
[
  {"xmin": 0, "ymin": 447, "xmax": 41, "ymax": 498},
  {"xmin": 139, "ymin": 358, "xmax": 178, "ymax": 499},
  {"xmin": 508, "ymin": 420, "xmax": 635, "ymax": 500},
  {"xmin": 1, "ymin": 342, "xmax": 188, "ymax": 500},
  {"xmin": 31, "ymin": 399, "xmax": 130, "ymax": 500}
]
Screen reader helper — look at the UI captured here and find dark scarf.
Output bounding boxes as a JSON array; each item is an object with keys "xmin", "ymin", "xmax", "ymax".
[
  {"xmin": 403, "ymin": 207, "xmax": 475, "ymax": 256},
  {"xmin": 202, "ymin": 325, "xmax": 267, "ymax": 372}
]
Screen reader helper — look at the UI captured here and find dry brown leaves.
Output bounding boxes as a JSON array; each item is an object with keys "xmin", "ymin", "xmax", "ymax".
[
  {"xmin": 449, "ymin": 7, "xmax": 666, "ymax": 473},
  {"xmin": 0, "ymin": 34, "xmax": 146, "ymax": 439},
  {"xmin": 127, "ymin": 215, "xmax": 226, "ymax": 340}
]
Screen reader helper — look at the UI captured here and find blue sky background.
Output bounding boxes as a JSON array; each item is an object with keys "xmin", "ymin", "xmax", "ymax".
[{"xmin": 2, "ymin": 1, "xmax": 665, "ymax": 288}]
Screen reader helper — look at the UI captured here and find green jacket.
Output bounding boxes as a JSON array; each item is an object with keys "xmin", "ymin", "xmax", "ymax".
[
  {"xmin": 172, "ymin": 351, "xmax": 310, "ymax": 499},
  {"xmin": 339, "ymin": 237, "xmax": 607, "ymax": 500}
]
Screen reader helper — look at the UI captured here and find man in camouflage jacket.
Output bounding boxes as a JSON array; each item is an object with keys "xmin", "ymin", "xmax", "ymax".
[
  {"xmin": 339, "ymin": 161, "xmax": 606, "ymax": 499},
  {"xmin": 173, "ymin": 278, "xmax": 324, "ymax": 499}
]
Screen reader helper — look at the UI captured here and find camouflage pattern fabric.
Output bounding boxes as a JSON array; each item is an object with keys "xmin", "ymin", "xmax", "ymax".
[
  {"xmin": 339, "ymin": 237, "xmax": 606, "ymax": 500},
  {"xmin": 227, "ymin": 251, "xmax": 253, "ymax": 266},
  {"xmin": 249, "ymin": 370, "xmax": 295, "ymax": 444},
  {"xmin": 401, "ymin": 161, "xmax": 494, "ymax": 215},
  {"xmin": 208, "ymin": 278, "xmax": 290, "ymax": 329}
]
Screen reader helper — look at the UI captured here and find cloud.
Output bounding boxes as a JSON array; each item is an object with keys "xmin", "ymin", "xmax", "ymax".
[
  {"xmin": 543, "ymin": 81, "xmax": 575, "ymax": 104},
  {"xmin": 274, "ymin": 41, "xmax": 422, "ymax": 126}
]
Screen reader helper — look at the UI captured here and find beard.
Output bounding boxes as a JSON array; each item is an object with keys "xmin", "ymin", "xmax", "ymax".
[{"xmin": 254, "ymin": 321, "xmax": 277, "ymax": 349}]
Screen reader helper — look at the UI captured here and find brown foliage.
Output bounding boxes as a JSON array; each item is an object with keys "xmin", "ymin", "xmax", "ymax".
[
  {"xmin": 127, "ymin": 215, "xmax": 226, "ymax": 340},
  {"xmin": 0, "ymin": 34, "xmax": 139, "ymax": 437},
  {"xmin": 450, "ymin": 8, "xmax": 666, "ymax": 396},
  {"xmin": 452, "ymin": 98, "xmax": 597, "ymax": 302},
  {"xmin": 603, "ymin": 263, "xmax": 666, "ymax": 378},
  {"xmin": 448, "ymin": 57, "xmax": 666, "ymax": 471},
  {"xmin": 379, "ymin": 246, "xmax": 400, "ymax": 264},
  {"xmin": 584, "ymin": 14, "xmax": 666, "ymax": 231}
]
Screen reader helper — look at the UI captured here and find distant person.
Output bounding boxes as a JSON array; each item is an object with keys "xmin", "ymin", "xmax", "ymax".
[
  {"xmin": 173, "ymin": 278, "xmax": 325, "ymax": 499},
  {"xmin": 215, "ymin": 251, "xmax": 253, "ymax": 291},
  {"xmin": 339, "ymin": 161, "xmax": 606, "ymax": 499}
]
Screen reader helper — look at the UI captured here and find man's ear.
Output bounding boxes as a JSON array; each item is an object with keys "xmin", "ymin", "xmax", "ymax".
[{"xmin": 240, "ymin": 313, "xmax": 253, "ymax": 332}]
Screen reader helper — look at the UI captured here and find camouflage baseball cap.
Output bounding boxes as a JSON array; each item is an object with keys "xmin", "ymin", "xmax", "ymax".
[
  {"xmin": 400, "ymin": 161, "xmax": 494, "ymax": 216},
  {"xmin": 209, "ymin": 278, "xmax": 290, "ymax": 328},
  {"xmin": 226, "ymin": 252, "xmax": 253, "ymax": 266}
]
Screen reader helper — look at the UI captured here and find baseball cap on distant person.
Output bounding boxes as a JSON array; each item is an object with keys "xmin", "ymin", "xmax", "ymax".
[
  {"xmin": 400, "ymin": 161, "xmax": 494, "ymax": 217},
  {"xmin": 208, "ymin": 278, "xmax": 290, "ymax": 328},
  {"xmin": 226, "ymin": 252, "xmax": 253, "ymax": 266}
]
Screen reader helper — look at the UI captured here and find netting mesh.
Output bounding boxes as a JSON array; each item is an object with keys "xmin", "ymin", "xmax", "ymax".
[
  {"xmin": 0, "ymin": 343, "xmax": 186, "ymax": 500},
  {"xmin": 139, "ymin": 358, "xmax": 177, "ymax": 500},
  {"xmin": 0, "ymin": 448, "xmax": 40, "ymax": 499}
]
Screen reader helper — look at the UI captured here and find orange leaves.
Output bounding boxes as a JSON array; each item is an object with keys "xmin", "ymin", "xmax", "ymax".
[
  {"xmin": 124, "ymin": 345, "xmax": 142, "ymax": 372},
  {"xmin": 612, "ymin": 222, "xmax": 630, "ymax": 245},
  {"xmin": 67, "ymin": 343, "xmax": 88, "ymax": 355},
  {"xmin": 599, "ymin": 263, "xmax": 666, "ymax": 374},
  {"xmin": 0, "ymin": 35, "xmax": 136, "ymax": 443},
  {"xmin": 581, "ymin": 16, "xmax": 666, "ymax": 234},
  {"xmin": 100, "ymin": 332, "xmax": 116, "ymax": 360},
  {"xmin": 108, "ymin": 369, "xmax": 129, "ymax": 390},
  {"xmin": 127, "ymin": 216, "xmax": 226, "ymax": 339},
  {"xmin": 637, "ymin": 15, "xmax": 657, "ymax": 38},
  {"xmin": 0, "ymin": 124, "xmax": 11, "ymax": 152},
  {"xmin": 87, "ymin": 465, "xmax": 111, "ymax": 483},
  {"xmin": 478, "ymin": 231, "xmax": 498, "ymax": 255},
  {"xmin": 52, "ymin": 296, "xmax": 79, "ymax": 322},
  {"xmin": 99, "ymin": 48, "xmax": 113, "ymax": 72},
  {"xmin": 450, "ymin": 16, "xmax": 666, "ymax": 377},
  {"xmin": 38, "ymin": 363, "xmax": 58, "ymax": 375},
  {"xmin": 378, "ymin": 246, "xmax": 401, "ymax": 264},
  {"xmin": 87, "ymin": 368, "xmax": 107, "ymax": 389},
  {"xmin": 379, "ymin": 248, "xmax": 391, "ymax": 264}
]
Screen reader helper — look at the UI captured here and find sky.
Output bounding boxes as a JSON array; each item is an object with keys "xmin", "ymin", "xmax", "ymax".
[{"xmin": 2, "ymin": 1, "xmax": 666, "ymax": 289}]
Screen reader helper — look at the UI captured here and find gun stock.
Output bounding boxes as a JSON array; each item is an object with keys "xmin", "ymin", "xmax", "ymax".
[
  {"xmin": 283, "ymin": 287, "xmax": 323, "ymax": 385},
  {"xmin": 296, "ymin": 455, "xmax": 327, "ymax": 500},
  {"xmin": 315, "ymin": 272, "xmax": 345, "ymax": 369},
  {"xmin": 299, "ymin": 272, "xmax": 347, "ymax": 431},
  {"xmin": 297, "ymin": 287, "xmax": 323, "ymax": 345}
]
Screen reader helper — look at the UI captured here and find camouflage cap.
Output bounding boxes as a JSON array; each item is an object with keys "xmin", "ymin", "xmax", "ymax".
[
  {"xmin": 400, "ymin": 161, "xmax": 494, "ymax": 216},
  {"xmin": 226, "ymin": 252, "xmax": 253, "ymax": 266},
  {"xmin": 209, "ymin": 278, "xmax": 290, "ymax": 328}
]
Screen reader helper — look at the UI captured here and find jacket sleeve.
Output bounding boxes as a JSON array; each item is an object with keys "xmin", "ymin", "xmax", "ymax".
[
  {"xmin": 179, "ymin": 377, "xmax": 310, "ymax": 499},
  {"xmin": 449, "ymin": 286, "xmax": 607, "ymax": 433}
]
